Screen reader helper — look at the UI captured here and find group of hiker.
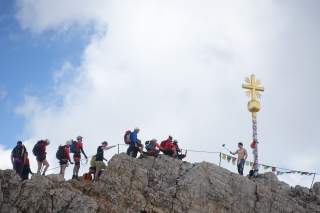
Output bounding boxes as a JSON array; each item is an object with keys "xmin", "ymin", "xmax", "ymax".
[
  {"xmin": 10, "ymin": 127, "xmax": 251, "ymax": 181},
  {"xmin": 124, "ymin": 128, "xmax": 187, "ymax": 160},
  {"xmin": 11, "ymin": 136, "xmax": 92, "ymax": 180},
  {"xmin": 10, "ymin": 128, "xmax": 187, "ymax": 182}
]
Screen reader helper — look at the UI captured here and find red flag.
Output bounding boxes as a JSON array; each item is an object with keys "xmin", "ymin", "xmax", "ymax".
[{"xmin": 250, "ymin": 140, "xmax": 257, "ymax": 149}]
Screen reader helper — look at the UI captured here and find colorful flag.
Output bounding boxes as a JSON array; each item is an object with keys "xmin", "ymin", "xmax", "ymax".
[
  {"xmin": 250, "ymin": 162, "xmax": 253, "ymax": 167},
  {"xmin": 245, "ymin": 161, "xmax": 250, "ymax": 166},
  {"xmin": 227, "ymin": 155, "xmax": 232, "ymax": 162},
  {"xmin": 222, "ymin": 154, "xmax": 227, "ymax": 160}
]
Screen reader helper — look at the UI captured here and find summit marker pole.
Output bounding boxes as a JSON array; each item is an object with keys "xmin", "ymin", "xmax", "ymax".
[{"xmin": 242, "ymin": 74, "xmax": 264, "ymax": 175}]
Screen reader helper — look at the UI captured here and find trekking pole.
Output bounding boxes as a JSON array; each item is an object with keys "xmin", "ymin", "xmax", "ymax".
[
  {"xmin": 219, "ymin": 152, "xmax": 222, "ymax": 167},
  {"xmin": 310, "ymin": 173, "xmax": 316, "ymax": 189}
]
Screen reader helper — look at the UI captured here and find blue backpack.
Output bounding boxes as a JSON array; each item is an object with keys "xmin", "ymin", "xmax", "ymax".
[
  {"xmin": 145, "ymin": 141, "xmax": 156, "ymax": 151},
  {"xmin": 70, "ymin": 141, "xmax": 77, "ymax": 153}
]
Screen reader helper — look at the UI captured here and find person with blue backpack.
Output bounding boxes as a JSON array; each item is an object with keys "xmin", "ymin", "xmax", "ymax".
[
  {"xmin": 126, "ymin": 128, "xmax": 142, "ymax": 158},
  {"xmin": 143, "ymin": 139, "xmax": 160, "ymax": 157},
  {"xmin": 70, "ymin": 136, "xmax": 88, "ymax": 180}
]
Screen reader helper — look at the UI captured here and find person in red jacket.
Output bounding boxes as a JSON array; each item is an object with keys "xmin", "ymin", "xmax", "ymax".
[
  {"xmin": 36, "ymin": 139, "xmax": 50, "ymax": 175},
  {"xmin": 59, "ymin": 140, "xmax": 74, "ymax": 178},
  {"xmin": 160, "ymin": 136, "xmax": 176, "ymax": 157},
  {"xmin": 72, "ymin": 136, "xmax": 88, "ymax": 180}
]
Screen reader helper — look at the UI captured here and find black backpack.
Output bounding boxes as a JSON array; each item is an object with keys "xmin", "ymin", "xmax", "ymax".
[
  {"xmin": 56, "ymin": 145, "xmax": 65, "ymax": 160},
  {"xmin": 32, "ymin": 141, "xmax": 42, "ymax": 157},
  {"xmin": 12, "ymin": 146, "xmax": 25, "ymax": 160}
]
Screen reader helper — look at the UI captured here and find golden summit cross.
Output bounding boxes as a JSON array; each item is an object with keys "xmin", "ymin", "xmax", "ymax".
[{"xmin": 242, "ymin": 74, "xmax": 264, "ymax": 101}]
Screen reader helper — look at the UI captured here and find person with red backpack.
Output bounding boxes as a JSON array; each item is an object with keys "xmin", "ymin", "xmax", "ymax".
[
  {"xmin": 57, "ymin": 140, "xmax": 74, "ymax": 178},
  {"xmin": 71, "ymin": 136, "xmax": 88, "ymax": 180},
  {"xmin": 33, "ymin": 139, "xmax": 50, "ymax": 175},
  {"xmin": 126, "ymin": 128, "xmax": 142, "ymax": 158},
  {"xmin": 160, "ymin": 136, "xmax": 176, "ymax": 157},
  {"xmin": 11, "ymin": 141, "xmax": 27, "ymax": 177}
]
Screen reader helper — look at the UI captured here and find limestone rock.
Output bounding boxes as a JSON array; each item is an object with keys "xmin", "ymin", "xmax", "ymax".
[{"xmin": 0, "ymin": 154, "xmax": 319, "ymax": 213}]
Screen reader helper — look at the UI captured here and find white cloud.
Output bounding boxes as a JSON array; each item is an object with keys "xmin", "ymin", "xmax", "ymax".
[
  {"xmin": 0, "ymin": 145, "xmax": 13, "ymax": 169},
  {"xmin": 14, "ymin": 0, "xmax": 320, "ymax": 186}
]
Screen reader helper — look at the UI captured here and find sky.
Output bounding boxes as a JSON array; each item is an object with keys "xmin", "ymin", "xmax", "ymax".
[{"xmin": 0, "ymin": 0, "xmax": 319, "ymax": 187}]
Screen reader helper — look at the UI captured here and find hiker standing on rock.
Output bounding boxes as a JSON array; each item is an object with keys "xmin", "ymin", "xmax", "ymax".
[
  {"xmin": 230, "ymin": 142, "xmax": 247, "ymax": 176},
  {"xmin": 71, "ymin": 136, "xmax": 88, "ymax": 180},
  {"xmin": 126, "ymin": 128, "xmax": 142, "ymax": 158},
  {"xmin": 95, "ymin": 141, "xmax": 116, "ymax": 181},
  {"xmin": 57, "ymin": 140, "xmax": 74, "ymax": 178},
  {"xmin": 33, "ymin": 139, "xmax": 50, "ymax": 176},
  {"xmin": 11, "ymin": 141, "xmax": 27, "ymax": 177}
]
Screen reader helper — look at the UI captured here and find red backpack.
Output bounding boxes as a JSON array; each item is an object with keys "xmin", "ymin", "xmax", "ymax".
[
  {"xmin": 124, "ymin": 130, "xmax": 131, "ymax": 145},
  {"xmin": 161, "ymin": 140, "xmax": 172, "ymax": 150}
]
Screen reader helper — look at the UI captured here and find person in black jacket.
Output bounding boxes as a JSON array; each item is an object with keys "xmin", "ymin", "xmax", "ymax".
[
  {"xmin": 11, "ymin": 141, "xmax": 27, "ymax": 178},
  {"xmin": 95, "ymin": 141, "xmax": 115, "ymax": 181}
]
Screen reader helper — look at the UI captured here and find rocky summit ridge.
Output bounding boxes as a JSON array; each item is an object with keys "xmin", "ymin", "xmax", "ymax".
[{"xmin": 1, "ymin": 153, "xmax": 320, "ymax": 213}]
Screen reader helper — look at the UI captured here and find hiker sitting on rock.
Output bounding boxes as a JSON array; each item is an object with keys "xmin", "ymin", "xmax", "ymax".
[
  {"xmin": 11, "ymin": 141, "xmax": 27, "ymax": 177},
  {"xmin": 56, "ymin": 140, "xmax": 74, "ymax": 178},
  {"xmin": 33, "ymin": 139, "xmax": 50, "ymax": 176},
  {"xmin": 230, "ymin": 142, "xmax": 247, "ymax": 176},
  {"xmin": 160, "ymin": 136, "xmax": 176, "ymax": 157},
  {"xmin": 21, "ymin": 152, "xmax": 33, "ymax": 180},
  {"xmin": 127, "ymin": 128, "xmax": 143, "ymax": 158},
  {"xmin": 143, "ymin": 139, "xmax": 160, "ymax": 157},
  {"xmin": 95, "ymin": 141, "xmax": 116, "ymax": 181},
  {"xmin": 173, "ymin": 140, "xmax": 186, "ymax": 160}
]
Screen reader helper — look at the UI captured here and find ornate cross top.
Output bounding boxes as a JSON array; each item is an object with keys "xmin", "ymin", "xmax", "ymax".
[{"xmin": 242, "ymin": 74, "xmax": 264, "ymax": 101}]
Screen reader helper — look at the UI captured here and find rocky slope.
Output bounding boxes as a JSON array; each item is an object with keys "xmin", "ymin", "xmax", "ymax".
[{"xmin": 1, "ymin": 153, "xmax": 320, "ymax": 213}]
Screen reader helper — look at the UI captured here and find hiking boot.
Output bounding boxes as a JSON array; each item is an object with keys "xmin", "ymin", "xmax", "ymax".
[
  {"xmin": 42, "ymin": 172, "xmax": 46, "ymax": 176},
  {"xmin": 72, "ymin": 175, "xmax": 76, "ymax": 180}
]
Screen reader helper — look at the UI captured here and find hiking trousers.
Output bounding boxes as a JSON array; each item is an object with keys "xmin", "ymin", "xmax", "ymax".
[
  {"xmin": 237, "ymin": 159, "xmax": 245, "ymax": 175},
  {"xmin": 127, "ymin": 145, "xmax": 139, "ymax": 158}
]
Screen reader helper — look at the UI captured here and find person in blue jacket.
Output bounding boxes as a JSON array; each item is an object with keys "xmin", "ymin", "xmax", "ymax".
[{"xmin": 126, "ymin": 128, "xmax": 142, "ymax": 158}]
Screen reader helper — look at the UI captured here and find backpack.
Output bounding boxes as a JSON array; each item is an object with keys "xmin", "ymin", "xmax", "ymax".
[
  {"xmin": 12, "ymin": 146, "xmax": 25, "ymax": 160},
  {"xmin": 145, "ymin": 141, "xmax": 156, "ymax": 151},
  {"xmin": 70, "ymin": 140, "xmax": 77, "ymax": 153},
  {"xmin": 160, "ymin": 140, "xmax": 172, "ymax": 150},
  {"xmin": 56, "ymin": 145, "xmax": 65, "ymax": 160},
  {"xmin": 32, "ymin": 141, "xmax": 42, "ymax": 157},
  {"xmin": 124, "ymin": 130, "xmax": 131, "ymax": 145}
]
